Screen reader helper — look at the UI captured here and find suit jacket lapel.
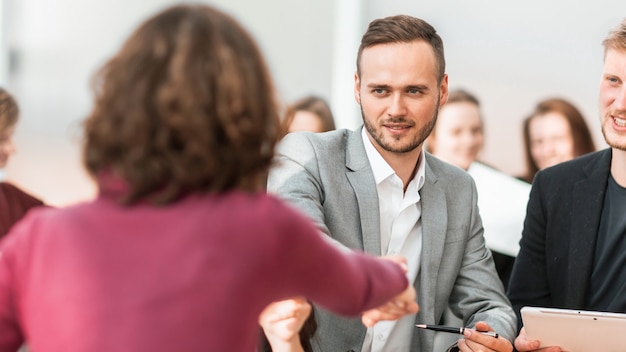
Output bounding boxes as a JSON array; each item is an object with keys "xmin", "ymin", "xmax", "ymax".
[
  {"xmin": 345, "ymin": 128, "xmax": 381, "ymax": 256},
  {"xmin": 567, "ymin": 149, "xmax": 612, "ymax": 307},
  {"xmin": 418, "ymin": 155, "xmax": 447, "ymax": 318},
  {"xmin": 411, "ymin": 155, "xmax": 448, "ymax": 351}
]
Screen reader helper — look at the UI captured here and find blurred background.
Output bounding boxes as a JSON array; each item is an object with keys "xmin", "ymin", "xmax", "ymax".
[{"xmin": 0, "ymin": 0, "xmax": 624, "ymax": 206}]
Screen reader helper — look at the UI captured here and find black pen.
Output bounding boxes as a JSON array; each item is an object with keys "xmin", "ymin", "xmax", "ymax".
[{"xmin": 416, "ymin": 324, "xmax": 499, "ymax": 338}]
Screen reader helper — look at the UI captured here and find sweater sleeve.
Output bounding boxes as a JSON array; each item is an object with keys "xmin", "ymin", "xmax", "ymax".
[{"xmin": 267, "ymin": 197, "xmax": 409, "ymax": 316}]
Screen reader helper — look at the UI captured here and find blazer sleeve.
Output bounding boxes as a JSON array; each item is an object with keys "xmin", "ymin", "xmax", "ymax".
[
  {"xmin": 507, "ymin": 172, "xmax": 553, "ymax": 329},
  {"xmin": 267, "ymin": 133, "xmax": 331, "ymax": 235}
]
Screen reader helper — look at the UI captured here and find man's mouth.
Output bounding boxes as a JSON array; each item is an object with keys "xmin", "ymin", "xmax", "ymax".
[{"xmin": 614, "ymin": 116, "xmax": 626, "ymax": 127}]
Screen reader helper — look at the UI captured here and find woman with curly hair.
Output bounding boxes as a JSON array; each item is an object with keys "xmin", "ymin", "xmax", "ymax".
[{"xmin": 0, "ymin": 4, "xmax": 417, "ymax": 352}]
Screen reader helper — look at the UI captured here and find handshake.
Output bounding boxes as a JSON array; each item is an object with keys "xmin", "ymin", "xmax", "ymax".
[
  {"xmin": 259, "ymin": 256, "xmax": 419, "ymax": 351},
  {"xmin": 361, "ymin": 255, "xmax": 419, "ymax": 327}
]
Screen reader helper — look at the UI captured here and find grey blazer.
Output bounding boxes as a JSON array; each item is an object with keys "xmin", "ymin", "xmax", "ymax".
[{"xmin": 268, "ymin": 128, "xmax": 516, "ymax": 352}]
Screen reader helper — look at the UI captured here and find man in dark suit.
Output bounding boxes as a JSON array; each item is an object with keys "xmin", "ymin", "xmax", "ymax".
[
  {"xmin": 509, "ymin": 18, "xmax": 626, "ymax": 352},
  {"xmin": 268, "ymin": 14, "xmax": 516, "ymax": 352}
]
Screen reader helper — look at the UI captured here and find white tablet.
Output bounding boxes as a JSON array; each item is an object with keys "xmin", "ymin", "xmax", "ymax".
[{"xmin": 521, "ymin": 306, "xmax": 626, "ymax": 352}]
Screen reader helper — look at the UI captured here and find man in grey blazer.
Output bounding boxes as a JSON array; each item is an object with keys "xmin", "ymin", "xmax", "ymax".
[
  {"xmin": 268, "ymin": 14, "xmax": 516, "ymax": 352},
  {"xmin": 510, "ymin": 18, "xmax": 626, "ymax": 352}
]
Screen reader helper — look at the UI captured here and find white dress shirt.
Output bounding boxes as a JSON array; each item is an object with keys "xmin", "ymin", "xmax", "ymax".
[{"xmin": 360, "ymin": 127, "xmax": 424, "ymax": 352}]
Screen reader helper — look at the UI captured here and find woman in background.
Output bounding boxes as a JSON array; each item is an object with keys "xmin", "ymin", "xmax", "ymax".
[
  {"xmin": 0, "ymin": 4, "xmax": 418, "ymax": 352},
  {"xmin": 520, "ymin": 98, "xmax": 596, "ymax": 183},
  {"xmin": 427, "ymin": 89, "xmax": 530, "ymax": 289},
  {"xmin": 281, "ymin": 95, "xmax": 335, "ymax": 135},
  {"xmin": 0, "ymin": 87, "xmax": 44, "ymax": 238},
  {"xmin": 427, "ymin": 88, "xmax": 530, "ymax": 351}
]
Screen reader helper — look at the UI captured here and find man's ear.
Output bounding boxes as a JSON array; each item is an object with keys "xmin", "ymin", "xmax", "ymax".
[
  {"xmin": 439, "ymin": 73, "xmax": 449, "ymax": 107},
  {"xmin": 354, "ymin": 72, "xmax": 361, "ymax": 104}
]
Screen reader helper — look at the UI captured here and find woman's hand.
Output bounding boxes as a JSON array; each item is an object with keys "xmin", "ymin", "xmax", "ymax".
[{"xmin": 259, "ymin": 297, "xmax": 311, "ymax": 352}]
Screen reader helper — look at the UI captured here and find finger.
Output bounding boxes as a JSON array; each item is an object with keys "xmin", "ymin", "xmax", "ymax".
[
  {"xmin": 463, "ymin": 329, "xmax": 508, "ymax": 351},
  {"xmin": 474, "ymin": 321, "xmax": 492, "ymax": 332}
]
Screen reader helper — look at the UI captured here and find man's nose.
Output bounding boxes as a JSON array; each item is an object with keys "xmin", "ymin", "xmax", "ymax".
[{"xmin": 387, "ymin": 94, "xmax": 407, "ymax": 117}]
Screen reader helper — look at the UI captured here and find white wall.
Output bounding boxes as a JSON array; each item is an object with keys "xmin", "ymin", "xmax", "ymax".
[
  {"xmin": 3, "ymin": 0, "xmax": 625, "ymax": 205},
  {"xmin": 4, "ymin": 0, "xmax": 334, "ymax": 205}
]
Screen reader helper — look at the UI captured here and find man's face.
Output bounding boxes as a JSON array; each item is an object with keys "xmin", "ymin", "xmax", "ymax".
[
  {"xmin": 354, "ymin": 40, "xmax": 448, "ymax": 157},
  {"xmin": 600, "ymin": 48, "xmax": 626, "ymax": 151}
]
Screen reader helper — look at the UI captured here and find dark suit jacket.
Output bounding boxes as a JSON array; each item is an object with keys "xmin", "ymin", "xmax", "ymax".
[
  {"xmin": 0, "ymin": 182, "xmax": 44, "ymax": 239},
  {"xmin": 508, "ymin": 149, "xmax": 612, "ymax": 328}
]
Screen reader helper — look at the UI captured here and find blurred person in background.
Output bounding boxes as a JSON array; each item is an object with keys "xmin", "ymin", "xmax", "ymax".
[
  {"xmin": 426, "ymin": 89, "xmax": 483, "ymax": 171},
  {"xmin": 427, "ymin": 89, "xmax": 529, "ymax": 351},
  {"xmin": 0, "ymin": 87, "xmax": 44, "ymax": 238},
  {"xmin": 0, "ymin": 4, "xmax": 419, "ymax": 351},
  {"xmin": 281, "ymin": 95, "xmax": 335, "ymax": 135},
  {"xmin": 426, "ymin": 88, "xmax": 529, "ymax": 288},
  {"xmin": 519, "ymin": 97, "xmax": 596, "ymax": 183}
]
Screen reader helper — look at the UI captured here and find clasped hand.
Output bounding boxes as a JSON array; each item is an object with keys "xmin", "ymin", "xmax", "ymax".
[{"xmin": 361, "ymin": 255, "xmax": 419, "ymax": 327}]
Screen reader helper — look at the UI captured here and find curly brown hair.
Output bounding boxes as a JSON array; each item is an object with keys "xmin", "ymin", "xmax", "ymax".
[{"xmin": 83, "ymin": 4, "xmax": 281, "ymax": 204}]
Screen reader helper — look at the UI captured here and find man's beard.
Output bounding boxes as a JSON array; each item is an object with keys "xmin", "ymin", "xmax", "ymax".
[
  {"xmin": 602, "ymin": 111, "xmax": 626, "ymax": 151},
  {"xmin": 362, "ymin": 99, "xmax": 439, "ymax": 154}
]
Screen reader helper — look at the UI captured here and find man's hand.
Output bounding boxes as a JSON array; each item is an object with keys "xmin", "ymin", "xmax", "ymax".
[
  {"xmin": 361, "ymin": 283, "xmax": 419, "ymax": 327},
  {"xmin": 456, "ymin": 321, "xmax": 513, "ymax": 352},
  {"xmin": 513, "ymin": 327, "xmax": 562, "ymax": 352},
  {"xmin": 361, "ymin": 256, "xmax": 418, "ymax": 327}
]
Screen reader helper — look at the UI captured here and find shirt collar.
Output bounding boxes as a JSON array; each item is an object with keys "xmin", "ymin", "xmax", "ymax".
[{"xmin": 361, "ymin": 127, "xmax": 426, "ymax": 191}]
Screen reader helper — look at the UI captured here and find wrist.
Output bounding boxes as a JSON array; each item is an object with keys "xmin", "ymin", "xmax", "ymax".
[{"xmin": 265, "ymin": 335, "xmax": 304, "ymax": 352}]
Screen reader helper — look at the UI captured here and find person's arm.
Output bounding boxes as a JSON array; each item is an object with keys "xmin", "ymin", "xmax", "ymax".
[
  {"xmin": 507, "ymin": 174, "xmax": 553, "ymax": 328},
  {"xmin": 266, "ymin": 196, "xmax": 416, "ymax": 318},
  {"xmin": 267, "ymin": 132, "xmax": 331, "ymax": 236}
]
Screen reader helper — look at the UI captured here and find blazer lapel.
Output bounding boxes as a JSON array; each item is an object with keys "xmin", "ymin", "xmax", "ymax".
[
  {"xmin": 345, "ymin": 128, "xmax": 381, "ymax": 256},
  {"xmin": 418, "ymin": 156, "xmax": 447, "ymax": 322},
  {"xmin": 567, "ymin": 149, "xmax": 612, "ymax": 307}
]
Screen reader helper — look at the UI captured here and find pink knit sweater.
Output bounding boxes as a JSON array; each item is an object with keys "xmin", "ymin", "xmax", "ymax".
[{"xmin": 0, "ymin": 188, "xmax": 407, "ymax": 351}]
